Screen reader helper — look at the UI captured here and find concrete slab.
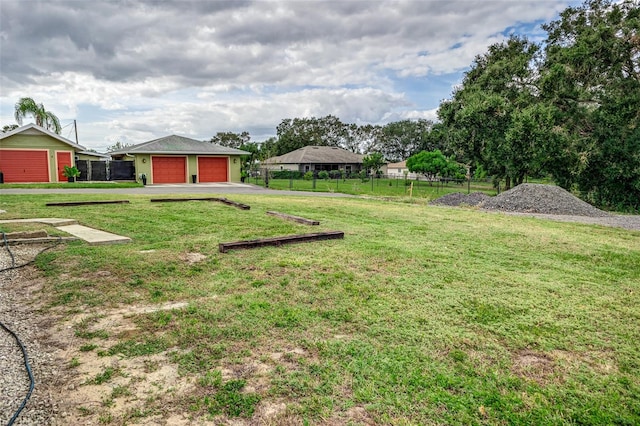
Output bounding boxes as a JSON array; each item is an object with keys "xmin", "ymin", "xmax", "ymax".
[
  {"xmin": 56, "ymin": 224, "xmax": 131, "ymax": 245},
  {"xmin": 0, "ymin": 218, "xmax": 130, "ymax": 245}
]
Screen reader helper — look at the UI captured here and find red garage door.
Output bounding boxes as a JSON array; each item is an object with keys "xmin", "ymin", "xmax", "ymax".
[
  {"xmin": 56, "ymin": 151, "xmax": 72, "ymax": 182},
  {"xmin": 198, "ymin": 157, "xmax": 228, "ymax": 182},
  {"xmin": 152, "ymin": 156, "xmax": 186, "ymax": 184},
  {"xmin": 0, "ymin": 150, "xmax": 49, "ymax": 183}
]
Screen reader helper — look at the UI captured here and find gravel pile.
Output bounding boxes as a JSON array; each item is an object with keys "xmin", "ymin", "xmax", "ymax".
[
  {"xmin": 1, "ymin": 244, "xmax": 61, "ymax": 425},
  {"xmin": 481, "ymin": 184, "xmax": 610, "ymax": 217},
  {"xmin": 430, "ymin": 184, "xmax": 640, "ymax": 231},
  {"xmin": 429, "ymin": 192, "xmax": 491, "ymax": 207}
]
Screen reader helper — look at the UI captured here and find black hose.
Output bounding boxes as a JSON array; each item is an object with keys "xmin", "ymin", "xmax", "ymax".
[
  {"xmin": 0, "ymin": 233, "xmax": 62, "ymax": 425},
  {"xmin": 0, "ymin": 235, "xmax": 62, "ymax": 273},
  {"xmin": 1, "ymin": 321, "xmax": 35, "ymax": 426},
  {"xmin": 2, "ymin": 232, "xmax": 16, "ymax": 268}
]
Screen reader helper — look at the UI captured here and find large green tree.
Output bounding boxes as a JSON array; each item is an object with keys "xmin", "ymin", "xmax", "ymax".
[
  {"xmin": 274, "ymin": 115, "xmax": 347, "ymax": 156},
  {"xmin": 210, "ymin": 131, "xmax": 251, "ymax": 149},
  {"xmin": 14, "ymin": 97, "xmax": 62, "ymax": 134},
  {"xmin": 439, "ymin": 36, "xmax": 547, "ymax": 190},
  {"xmin": 373, "ymin": 119, "xmax": 434, "ymax": 162},
  {"xmin": 541, "ymin": 0, "xmax": 640, "ymax": 210}
]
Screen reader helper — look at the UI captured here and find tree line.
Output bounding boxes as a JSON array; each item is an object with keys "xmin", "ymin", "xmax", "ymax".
[
  {"xmin": 6, "ymin": 1, "xmax": 636, "ymax": 210},
  {"xmin": 210, "ymin": 116, "xmax": 440, "ymax": 164},
  {"xmin": 219, "ymin": 0, "xmax": 638, "ymax": 211}
]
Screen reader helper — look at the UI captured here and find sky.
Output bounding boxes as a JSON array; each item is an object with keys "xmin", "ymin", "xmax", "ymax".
[{"xmin": 0, "ymin": 0, "xmax": 581, "ymax": 152}]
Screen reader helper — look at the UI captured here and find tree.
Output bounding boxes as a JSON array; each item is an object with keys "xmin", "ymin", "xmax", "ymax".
[
  {"xmin": 106, "ymin": 141, "xmax": 133, "ymax": 152},
  {"xmin": 362, "ymin": 152, "xmax": 385, "ymax": 176},
  {"xmin": 210, "ymin": 131, "xmax": 250, "ymax": 149},
  {"xmin": 371, "ymin": 119, "xmax": 434, "ymax": 162},
  {"xmin": 406, "ymin": 150, "xmax": 463, "ymax": 181},
  {"xmin": 14, "ymin": 97, "xmax": 62, "ymax": 134},
  {"xmin": 438, "ymin": 36, "xmax": 545, "ymax": 190},
  {"xmin": 236, "ymin": 141, "xmax": 261, "ymax": 174},
  {"xmin": 540, "ymin": 0, "xmax": 640, "ymax": 210},
  {"xmin": 274, "ymin": 115, "xmax": 348, "ymax": 156}
]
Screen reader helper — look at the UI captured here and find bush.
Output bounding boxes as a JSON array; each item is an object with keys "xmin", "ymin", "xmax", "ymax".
[
  {"xmin": 329, "ymin": 170, "xmax": 342, "ymax": 179},
  {"xmin": 318, "ymin": 171, "xmax": 330, "ymax": 180},
  {"xmin": 303, "ymin": 171, "xmax": 314, "ymax": 181},
  {"xmin": 271, "ymin": 170, "xmax": 303, "ymax": 179}
]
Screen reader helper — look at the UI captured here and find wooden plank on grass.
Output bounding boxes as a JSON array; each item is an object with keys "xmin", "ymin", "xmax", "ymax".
[
  {"xmin": 150, "ymin": 197, "xmax": 218, "ymax": 202},
  {"xmin": 219, "ymin": 231, "xmax": 344, "ymax": 253},
  {"xmin": 215, "ymin": 197, "xmax": 250, "ymax": 210},
  {"xmin": 266, "ymin": 211, "xmax": 319, "ymax": 225},
  {"xmin": 149, "ymin": 197, "xmax": 250, "ymax": 210},
  {"xmin": 46, "ymin": 200, "xmax": 130, "ymax": 206}
]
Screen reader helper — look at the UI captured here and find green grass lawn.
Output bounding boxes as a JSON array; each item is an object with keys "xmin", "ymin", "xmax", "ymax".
[
  {"xmin": 1, "ymin": 193, "xmax": 639, "ymax": 424},
  {"xmin": 251, "ymin": 176, "xmax": 496, "ymax": 198}
]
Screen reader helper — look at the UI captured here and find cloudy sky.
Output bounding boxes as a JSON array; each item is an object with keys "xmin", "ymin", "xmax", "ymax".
[{"xmin": 0, "ymin": 0, "xmax": 580, "ymax": 152}]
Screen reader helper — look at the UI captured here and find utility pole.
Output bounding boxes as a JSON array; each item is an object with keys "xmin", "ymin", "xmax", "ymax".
[{"xmin": 74, "ymin": 119, "xmax": 79, "ymax": 144}]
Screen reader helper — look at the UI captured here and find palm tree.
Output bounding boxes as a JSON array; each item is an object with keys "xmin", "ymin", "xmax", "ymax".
[{"xmin": 14, "ymin": 97, "xmax": 62, "ymax": 134}]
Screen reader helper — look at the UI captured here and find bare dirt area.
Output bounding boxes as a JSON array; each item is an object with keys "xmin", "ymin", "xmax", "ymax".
[
  {"xmin": 1, "ymin": 245, "xmax": 210, "ymax": 425},
  {"xmin": 0, "ymin": 247, "xmax": 323, "ymax": 425}
]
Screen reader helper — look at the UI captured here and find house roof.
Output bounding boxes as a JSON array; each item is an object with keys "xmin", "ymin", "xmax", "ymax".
[
  {"xmin": 79, "ymin": 150, "xmax": 111, "ymax": 159},
  {"xmin": 387, "ymin": 161, "xmax": 407, "ymax": 168},
  {"xmin": 0, "ymin": 123, "xmax": 87, "ymax": 151},
  {"xmin": 264, "ymin": 146, "xmax": 364, "ymax": 164},
  {"xmin": 109, "ymin": 134, "xmax": 249, "ymax": 156}
]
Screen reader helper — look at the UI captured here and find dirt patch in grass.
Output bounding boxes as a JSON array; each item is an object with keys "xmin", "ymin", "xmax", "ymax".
[
  {"xmin": 512, "ymin": 350, "xmax": 557, "ymax": 385},
  {"xmin": 181, "ymin": 252, "xmax": 207, "ymax": 264},
  {"xmin": 36, "ymin": 300, "xmax": 206, "ymax": 424}
]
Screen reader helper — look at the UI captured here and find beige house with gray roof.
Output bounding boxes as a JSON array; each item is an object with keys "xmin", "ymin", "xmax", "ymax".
[
  {"xmin": 263, "ymin": 146, "xmax": 365, "ymax": 176},
  {"xmin": 109, "ymin": 135, "xmax": 248, "ymax": 184}
]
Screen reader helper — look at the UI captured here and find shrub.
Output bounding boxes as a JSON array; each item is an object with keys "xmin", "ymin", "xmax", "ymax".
[
  {"xmin": 271, "ymin": 170, "xmax": 303, "ymax": 179},
  {"xmin": 318, "ymin": 171, "xmax": 329, "ymax": 180},
  {"xmin": 329, "ymin": 170, "xmax": 343, "ymax": 179},
  {"xmin": 303, "ymin": 171, "xmax": 314, "ymax": 181}
]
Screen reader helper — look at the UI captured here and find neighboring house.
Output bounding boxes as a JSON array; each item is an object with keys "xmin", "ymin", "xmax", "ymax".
[
  {"xmin": 263, "ymin": 146, "xmax": 365, "ymax": 175},
  {"xmin": 386, "ymin": 161, "xmax": 419, "ymax": 179},
  {"xmin": 0, "ymin": 123, "xmax": 90, "ymax": 183},
  {"xmin": 109, "ymin": 135, "xmax": 249, "ymax": 184}
]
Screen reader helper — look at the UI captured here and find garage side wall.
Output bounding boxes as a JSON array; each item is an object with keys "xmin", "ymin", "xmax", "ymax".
[{"xmin": 229, "ymin": 155, "xmax": 242, "ymax": 182}]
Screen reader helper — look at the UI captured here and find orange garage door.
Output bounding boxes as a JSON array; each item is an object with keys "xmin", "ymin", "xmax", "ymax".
[
  {"xmin": 0, "ymin": 150, "xmax": 49, "ymax": 183},
  {"xmin": 152, "ymin": 156, "xmax": 186, "ymax": 183},
  {"xmin": 198, "ymin": 157, "xmax": 228, "ymax": 182}
]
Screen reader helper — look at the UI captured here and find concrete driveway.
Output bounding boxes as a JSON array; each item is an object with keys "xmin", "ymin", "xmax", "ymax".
[{"xmin": 0, "ymin": 182, "xmax": 355, "ymax": 197}]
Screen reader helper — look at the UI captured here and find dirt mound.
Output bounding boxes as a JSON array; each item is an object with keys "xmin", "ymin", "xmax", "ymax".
[
  {"xmin": 430, "ymin": 192, "xmax": 491, "ymax": 207},
  {"xmin": 482, "ymin": 184, "xmax": 610, "ymax": 217}
]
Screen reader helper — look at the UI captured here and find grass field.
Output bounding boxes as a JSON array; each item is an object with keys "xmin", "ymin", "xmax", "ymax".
[
  {"xmin": 1, "ymin": 193, "xmax": 639, "ymax": 424},
  {"xmin": 250, "ymin": 176, "xmax": 495, "ymax": 198}
]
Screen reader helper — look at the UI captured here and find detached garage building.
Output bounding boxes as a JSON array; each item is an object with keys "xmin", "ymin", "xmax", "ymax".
[
  {"xmin": 109, "ymin": 135, "xmax": 248, "ymax": 184},
  {"xmin": 0, "ymin": 124, "xmax": 96, "ymax": 183}
]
